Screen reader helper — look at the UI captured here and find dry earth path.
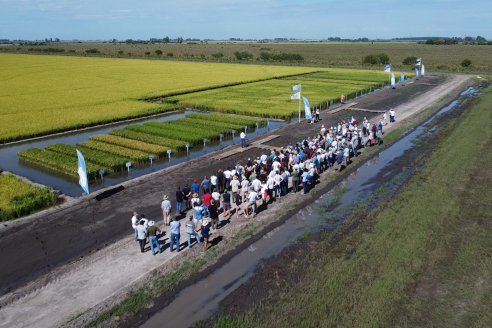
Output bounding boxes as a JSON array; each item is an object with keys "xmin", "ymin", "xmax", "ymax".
[{"xmin": 0, "ymin": 75, "xmax": 470, "ymax": 328}]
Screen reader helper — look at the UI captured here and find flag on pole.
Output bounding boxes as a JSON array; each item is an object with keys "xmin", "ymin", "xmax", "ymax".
[
  {"xmin": 415, "ymin": 68, "xmax": 420, "ymax": 78},
  {"xmin": 290, "ymin": 92, "xmax": 301, "ymax": 100},
  {"xmin": 383, "ymin": 64, "xmax": 391, "ymax": 73},
  {"xmin": 291, "ymin": 84, "xmax": 300, "ymax": 92},
  {"xmin": 302, "ymin": 96, "xmax": 312, "ymax": 120},
  {"xmin": 421, "ymin": 64, "xmax": 425, "ymax": 76},
  {"xmin": 400, "ymin": 72, "xmax": 405, "ymax": 82},
  {"xmin": 76, "ymin": 149, "xmax": 89, "ymax": 195},
  {"xmin": 391, "ymin": 73, "xmax": 396, "ymax": 87},
  {"xmin": 415, "ymin": 58, "xmax": 421, "ymax": 66}
]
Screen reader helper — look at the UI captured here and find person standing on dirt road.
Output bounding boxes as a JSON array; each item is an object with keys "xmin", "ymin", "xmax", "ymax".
[
  {"xmin": 191, "ymin": 179, "xmax": 200, "ymax": 195},
  {"xmin": 201, "ymin": 220, "xmax": 211, "ymax": 250},
  {"xmin": 222, "ymin": 189, "xmax": 232, "ymax": 217},
  {"xmin": 161, "ymin": 195, "xmax": 172, "ymax": 226},
  {"xmin": 175, "ymin": 187, "xmax": 184, "ymax": 215},
  {"xmin": 169, "ymin": 217, "xmax": 181, "ymax": 252},
  {"xmin": 209, "ymin": 199, "xmax": 220, "ymax": 230},
  {"xmin": 341, "ymin": 94, "xmax": 345, "ymax": 104},
  {"xmin": 182, "ymin": 184, "xmax": 192, "ymax": 210},
  {"xmin": 240, "ymin": 130, "xmax": 246, "ymax": 148},
  {"xmin": 390, "ymin": 109, "xmax": 395, "ymax": 123},
  {"xmin": 383, "ymin": 112, "xmax": 387, "ymax": 125},
  {"xmin": 136, "ymin": 220, "xmax": 147, "ymax": 253},
  {"xmin": 147, "ymin": 221, "xmax": 162, "ymax": 255},
  {"xmin": 131, "ymin": 212, "xmax": 139, "ymax": 242},
  {"xmin": 315, "ymin": 108, "xmax": 320, "ymax": 122},
  {"xmin": 201, "ymin": 176, "xmax": 210, "ymax": 195},
  {"xmin": 186, "ymin": 215, "xmax": 202, "ymax": 248}
]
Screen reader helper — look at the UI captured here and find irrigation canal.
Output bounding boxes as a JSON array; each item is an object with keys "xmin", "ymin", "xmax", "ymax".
[
  {"xmin": 138, "ymin": 86, "xmax": 482, "ymax": 328},
  {"xmin": 0, "ymin": 110, "xmax": 285, "ymax": 197}
]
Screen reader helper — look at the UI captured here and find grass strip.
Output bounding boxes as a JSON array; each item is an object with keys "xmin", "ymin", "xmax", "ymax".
[
  {"xmin": 109, "ymin": 129, "xmax": 187, "ymax": 151},
  {"xmin": 77, "ymin": 140, "xmax": 151, "ymax": 163},
  {"xmin": 185, "ymin": 113, "xmax": 266, "ymax": 127}
]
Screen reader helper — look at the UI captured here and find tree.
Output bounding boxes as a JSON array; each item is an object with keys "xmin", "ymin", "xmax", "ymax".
[
  {"xmin": 402, "ymin": 56, "xmax": 418, "ymax": 65},
  {"xmin": 476, "ymin": 36, "xmax": 486, "ymax": 42},
  {"xmin": 155, "ymin": 49, "xmax": 162, "ymax": 55},
  {"xmin": 118, "ymin": 50, "xmax": 124, "ymax": 55},
  {"xmin": 163, "ymin": 36, "xmax": 170, "ymax": 43},
  {"xmin": 177, "ymin": 37, "xmax": 183, "ymax": 44},
  {"xmin": 461, "ymin": 58, "xmax": 471, "ymax": 67},
  {"xmin": 363, "ymin": 53, "xmax": 389, "ymax": 65}
]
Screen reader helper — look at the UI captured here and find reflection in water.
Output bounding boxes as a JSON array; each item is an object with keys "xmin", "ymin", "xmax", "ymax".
[{"xmin": 248, "ymin": 244, "xmax": 258, "ymax": 252}]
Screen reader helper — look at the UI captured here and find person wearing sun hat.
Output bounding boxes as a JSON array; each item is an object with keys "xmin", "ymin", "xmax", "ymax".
[
  {"xmin": 161, "ymin": 194, "xmax": 172, "ymax": 226},
  {"xmin": 147, "ymin": 221, "xmax": 162, "ymax": 255},
  {"xmin": 191, "ymin": 192, "xmax": 201, "ymax": 207},
  {"xmin": 201, "ymin": 219, "xmax": 211, "ymax": 250}
]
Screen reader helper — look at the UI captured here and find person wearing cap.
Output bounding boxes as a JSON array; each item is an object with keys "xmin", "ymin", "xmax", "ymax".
[
  {"xmin": 131, "ymin": 212, "xmax": 139, "ymax": 242},
  {"xmin": 191, "ymin": 180, "xmax": 200, "ymax": 195},
  {"xmin": 136, "ymin": 220, "xmax": 148, "ymax": 253},
  {"xmin": 186, "ymin": 215, "xmax": 202, "ymax": 248},
  {"xmin": 161, "ymin": 195, "xmax": 172, "ymax": 226},
  {"xmin": 222, "ymin": 189, "xmax": 231, "ymax": 217},
  {"xmin": 147, "ymin": 221, "xmax": 162, "ymax": 255},
  {"xmin": 169, "ymin": 217, "xmax": 181, "ymax": 252},
  {"xmin": 201, "ymin": 220, "xmax": 211, "ymax": 250}
]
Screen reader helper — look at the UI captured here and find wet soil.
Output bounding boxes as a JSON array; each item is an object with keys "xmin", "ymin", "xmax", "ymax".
[{"xmin": 0, "ymin": 77, "xmax": 441, "ymax": 298}]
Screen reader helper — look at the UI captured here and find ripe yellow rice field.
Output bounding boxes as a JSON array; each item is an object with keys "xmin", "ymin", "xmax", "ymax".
[{"xmin": 0, "ymin": 54, "xmax": 319, "ymax": 142}]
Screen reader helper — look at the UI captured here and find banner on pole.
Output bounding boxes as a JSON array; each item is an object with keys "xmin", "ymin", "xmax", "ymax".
[
  {"xmin": 421, "ymin": 64, "xmax": 425, "ymax": 76},
  {"xmin": 302, "ymin": 96, "xmax": 312, "ymax": 120},
  {"xmin": 415, "ymin": 68, "xmax": 420, "ymax": 78},
  {"xmin": 391, "ymin": 73, "xmax": 396, "ymax": 87},
  {"xmin": 290, "ymin": 92, "xmax": 301, "ymax": 100},
  {"xmin": 415, "ymin": 58, "xmax": 421, "ymax": 66},
  {"xmin": 291, "ymin": 84, "xmax": 300, "ymax": 92},
  {"xmin": 400, "ymin": 72, "xmax": 405, "ymax": 82},
  {"xmin": 76, "ymin": 149, "xmax": 89, "ymax": 195},
  {"xmin": 383, "ymin": 64, "xmax": 391, "ymax": 72}
]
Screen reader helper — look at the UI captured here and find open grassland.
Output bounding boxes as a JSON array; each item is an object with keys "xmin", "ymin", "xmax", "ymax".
[
  {"xmin": 211, "ymin": 85, "xmax": 492, "ymax": 328},
  {"xmin": 166, "ymin": 70, "xmax": 404, "ymax": 119},
  {"xmin": 6, "ymin": 42, "xmax": 492, "ymax": 73},
  {"xmin": 0, "ymin": 54, "xmax": 318, "ymax": 142},
  {"xmin": 0, "ymin": 174, "xmax": 58, "ymax": 221},
  {"xmin": 17, "ymin": 114, "xmax": 265, "ymax": 180}
]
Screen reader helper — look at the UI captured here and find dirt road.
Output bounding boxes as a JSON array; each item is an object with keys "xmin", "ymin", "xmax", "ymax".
[{"xmin": 0, "ymin": 75, "xmax": 470, "ymax": 328}]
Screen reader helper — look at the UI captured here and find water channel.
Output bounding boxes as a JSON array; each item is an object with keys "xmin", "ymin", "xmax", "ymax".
[
  {"xmin": 139, "ymin": 86, "xmax": 482, "ymax": 328},
  {"xmin": 0, "ymin": 110, "xmax": 285, "ymax": 197}
]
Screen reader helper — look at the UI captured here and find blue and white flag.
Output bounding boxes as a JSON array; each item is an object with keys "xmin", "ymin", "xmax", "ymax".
[
  {"xmin": 391, "ymin": 73, "xmax": 396, "ymax": 87},
  {"xmin": 76, "ymin": 149, "xmax": 89, "ymax": 195},
  {"xmin": 421, "ymin": 64, "xmax": 425, "ymax": 76},
  {"xmin": 415, "ymin": 58, "xmax": 421, "ymax": 66},
  {"xmin": 291, "ymin": 84, "xmax": 300, "ymax": 92},
  {"xmin": 383, "ymin": 64, "xmax": 391, "ymax": 73},
  {"xmin": 302, "ymin": 96, "xmax": 312, "ymax": 120},
  {"xmin": 400, "ymin": 72, "xmax": 405, "ymax": 82},
  {"xmin": 415, "ymin": 68, "xmax": 420, "ymax": 78},
  {"xmin": 290, "ymin": 92, "xmax": 301, "ymax": 100}
]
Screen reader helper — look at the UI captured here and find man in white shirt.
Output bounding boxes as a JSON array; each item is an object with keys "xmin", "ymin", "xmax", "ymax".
[
  {"xmin": 223, "ymin": 168, "xmax": 232, "ymax": 190},
  {"xmin": 273, "ymin": 172, "xmax": 283, "ymax": 198},
  {"xmin": 131, "ymin": 212, "xmax": 139, "ymax": 242},
  {"xmin": 260, "ymin": 153, "xmax": 267, "ymax": 166},
  {"xmin": 251, "ymin": 177, "xmax": 261, "ymax": 192},
  {"xmin": 266, "ymin": 175, "xmax": 275, "ymax": 202},
  {"xmin": 240, "ymin": 131, "xmax": 246, "ymax": 148},
  {"xmin": 389, "ymin": 109, "xmax": 395, "ymax": 123},
  {"xmin": 247, "ymin": 190, "xmax": 258, "ymax": 216},
  {"xmin": 383, "ymin": 112, "xmax": 387, "ymax": 125},
  {"xmin": 241, "ymin": 178, "xmax": 250, "ymax": 197},
  {"xmin": 272, "ymin": 159, "xmax": 281, "ymax": 173},
  {"xmin": 210, "ymin": 174, "xmax": 218, "ymax": 193}
]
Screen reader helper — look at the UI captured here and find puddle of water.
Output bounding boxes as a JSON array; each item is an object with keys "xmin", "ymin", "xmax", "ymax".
[
  {"xmin": 0, "ymin": 110, "xmax": 285, "ymax": 197},
  {"xmin": 140, "ymin": 86, "xmax": 484, "ymax": 328}
]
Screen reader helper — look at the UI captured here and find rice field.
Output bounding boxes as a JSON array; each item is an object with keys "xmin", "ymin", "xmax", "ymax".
[
  {"xmin": 18, "ymin": 114, "xmax": 266, "ymax": 180},
  {"xmin": 0, "ymin": 174, "xmax": 58, "ymax": 221},
  {"xmin": 0, "ymin": 54, "xmax": 318, "ymax": 143}
]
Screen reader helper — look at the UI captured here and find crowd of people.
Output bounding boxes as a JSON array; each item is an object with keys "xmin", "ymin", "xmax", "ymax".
[{"xmin": 131, "ymin": 111, "xmax": 394, "ymax": 254}]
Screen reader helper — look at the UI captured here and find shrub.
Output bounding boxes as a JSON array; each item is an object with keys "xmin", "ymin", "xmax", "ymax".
[
  {"xmin": 155, "ymin": 49, "xmax": 162, "ymax": 55},
  {"xmin": 234, "ymin": 51, "xmax": 253, "ymax": 60},
  {"xmin": 167, "ymin": 52, "xmax": 173, "ymax": 57},
  {"xmin": 211, "ymin": 52, "xmax": 224, "ymax": 59},
  {"xmin": 461, "ymin": 58, "xmax": 472, "ymax": 67},
  {"xmin": 145, "ymin": 52, "xmax": 151, "ymax": 55},
  {"xmin": 118, "ymin": 50, "xmax": 124, "ymax": 55},
  {"xmin": 363, "ymin": 53, "xmax": 390, "ymax": 65},
  {"xmin": 402, "ymin": 56, "xmax": 418, "ymax": 65},
  {"xmin": 85, "ymin": 48, "xmax": 100, "ymax": 54}
]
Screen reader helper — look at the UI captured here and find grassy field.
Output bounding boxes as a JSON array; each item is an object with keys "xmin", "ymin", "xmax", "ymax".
[
  {"xmin": 18, "ymin": 114, "xmax": 266, "ymax": 180},
  {"xmin": 0, "ymin": 174, "xmax": 58, "ymax": 221},
  {"xmin": 4, "ymin": 42, "xmax": 492, "ymax": 73},
  {"xmin": 210, "ymin": 84, "xmax": 492, "ymax": 327},
  {"xmin": 0, "ymin": 54, "xmax": 318, "ymax": 142}
]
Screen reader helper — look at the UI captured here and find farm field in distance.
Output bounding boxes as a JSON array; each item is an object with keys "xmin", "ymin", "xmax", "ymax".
[
  {"xmin": 4, "ymin": 41, "xmax": 492, "ymax": 72},
  {"xmin": 0, "ymin": 54, "xmax": 317, "ymax": 143}
]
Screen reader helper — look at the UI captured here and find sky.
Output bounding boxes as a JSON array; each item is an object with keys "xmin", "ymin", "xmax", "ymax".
[{"xmin": 1, "ymin": 0, "xmax": 491, "ymax": 40}]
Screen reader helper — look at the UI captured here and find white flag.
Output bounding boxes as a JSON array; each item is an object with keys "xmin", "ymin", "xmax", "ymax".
[{"xmin": 290, "ymin": 92, "xmax": 300, "ymax": 100}]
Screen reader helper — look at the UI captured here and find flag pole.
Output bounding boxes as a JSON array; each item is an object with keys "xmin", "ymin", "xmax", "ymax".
[{"xmin": 299, "ymin": 84, "xmax": 301, "ymax": 123}]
